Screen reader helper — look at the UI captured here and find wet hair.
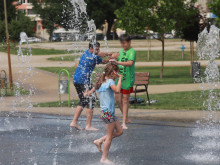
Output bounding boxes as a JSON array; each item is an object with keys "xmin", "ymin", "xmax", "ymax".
[
  {"xmin": 119, "ymin": 34, "xmax": 131, "ymax": 42},
  {"xmin": 89, "ymin": 41, "xmax": 100, "ymax": 49},
  {"xmin": 95, "ymin": 63, "xmax": 119, "ymax": 90}
]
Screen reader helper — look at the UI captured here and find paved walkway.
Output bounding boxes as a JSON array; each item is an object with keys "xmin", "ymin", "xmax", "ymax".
[
  {"xmin": 1, "ymin": 51, "xmax": 220, "ymax": 68},
  {"xmin": 0, "ymin": 112, "xmax": 206, "ymax": 165}
]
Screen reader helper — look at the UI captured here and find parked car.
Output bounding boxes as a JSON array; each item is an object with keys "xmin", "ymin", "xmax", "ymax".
[
  {"xmin": 149, "ymin": 33, "xmax": 160, "ymax": 39},
  {"xmin": 52, "ymin": 34, "xmax": 62, "ymax": 42},
  {"xmin": 130, "ymin": 34, "xmax": 138, "ymax": 39},
  {"xmin": 66, "ymin": 34, "xmax": 74, "ymax": 41},
  {"xmin": 27, "ymin": 37, "xmax": 42, "ymax": 43},
  {"xmin": 136, "ymin": 34, "xmax": 147, "ymax": 39},
  {"xmin": 130, "ymin": 34, "xmax": 147, "ymax": 40},
  {"xmin": 164, "ymin": 33, "xmax": 174, "ymax": 39}
]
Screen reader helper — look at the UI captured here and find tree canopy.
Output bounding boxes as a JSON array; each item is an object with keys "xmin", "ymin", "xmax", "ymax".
[
  {"xmin": 208, "ymin": 0, "xmax": 220, "ymax": 25},
  {"xmin": 0, "ymin": 0, "xmax": 34, "ymax": 41},
  {"xmin": 116, "ymin": 0, "xmax": 190, "ymax": 78},
  {"xmin": 116, "ymin": 0, "xmax": 188, "ymax": 38},
  {"xmin": 0, "ymin": 0, "xmax": 17, "ymax": 22},
  {"xmin": 176, "ymin": 3, "xmax": 206, "ymax": 42},
  {"xmin": 85, "ymin": 0, "xmax": 124, "ymax": 38},
  {"xmin": 32, "ymin": 0, "xmax": 74, "ymax": 40}
]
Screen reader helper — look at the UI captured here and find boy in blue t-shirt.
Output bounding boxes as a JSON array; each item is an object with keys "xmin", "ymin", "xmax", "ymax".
[{"xmin": 70, "ymin": 42, "xmax": 111, "ymax": 131}]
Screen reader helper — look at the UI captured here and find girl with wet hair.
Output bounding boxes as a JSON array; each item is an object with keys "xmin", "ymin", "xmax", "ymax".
[{"xmin": 84, "ymin": 63, "xmax": 123, "ymax": 164}]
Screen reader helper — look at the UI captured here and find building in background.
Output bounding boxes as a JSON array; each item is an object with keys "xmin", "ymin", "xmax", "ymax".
[{"xmin": 15, "ymin": 0, "xmax": 49, "ymax": 40}]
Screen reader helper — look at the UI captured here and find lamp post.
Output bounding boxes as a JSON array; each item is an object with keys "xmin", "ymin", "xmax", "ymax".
[{"xmin": 3, "ymin": 0, "xmax": 13, "ymax": 90}]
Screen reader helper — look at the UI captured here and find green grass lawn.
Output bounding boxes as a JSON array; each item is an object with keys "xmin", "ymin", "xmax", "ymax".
[
  {"xmin": 136, "ymin": 50, "xmax": 195, "ymax": 62},
  {"xmin": 0, "ymin": 47, "xmax": 67, "ymax": 55},
  {"xmin": 37, "ymin": 66, "xmax": 199, "ymax": 85},
  {"xmin": 34, "ymin": 90, "xmax": 218, "ymax": 110},
  {"xmin": 0, "ymin": 85, "xmax": 29, "ymax": 97},
  {"xmin": 47, "ymin": 50, "xmax": 194, "ymax": 62},
  {"xmin": 47, "ymin": 55, "xmax": 80, "ymax": 61}
]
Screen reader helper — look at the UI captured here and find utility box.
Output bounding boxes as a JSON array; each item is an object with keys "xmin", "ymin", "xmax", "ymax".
[{"xmin": 192, "ymin": 62, "xmax": 201, "ymax": 78}]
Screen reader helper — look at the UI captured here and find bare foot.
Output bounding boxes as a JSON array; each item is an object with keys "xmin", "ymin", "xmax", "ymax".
[
  {"xmin": 100, "ymin": 158, "xmax": 115, "ymax": 165},
  {"xmin": 85, "ymin": 126, "xmax": 99, "ymax": 131},
  {"xmin": 122, "ymin": 124, "xmax": 128, "ymax": 130},
  {"xmin": 70, "ymin": 122, "xmax": 82, "ymax": 130},
  {"xmin": 94, "ymin": 140, "xmax": 103, "ymax": 152}
]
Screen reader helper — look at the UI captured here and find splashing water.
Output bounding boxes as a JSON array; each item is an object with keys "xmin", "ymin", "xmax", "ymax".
[
  {"xmin": 185, "ymin": 25, "xmax": 220, "ymax": 164},
  {"xmin": 63, "ymin": 0, "xmax": 107, "ymax": 106},
  {"xmin": 14, "ymin": 32, "xmax": 35, "ymax": 115},
  {"xmin": 104, "ymin": 36, "xmax": 109, "ymax": 52}
]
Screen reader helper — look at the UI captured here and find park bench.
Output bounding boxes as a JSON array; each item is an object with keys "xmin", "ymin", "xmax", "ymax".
[{"xmin": 134, "ymin": 72, "xmax": 150, "ymax": 106}]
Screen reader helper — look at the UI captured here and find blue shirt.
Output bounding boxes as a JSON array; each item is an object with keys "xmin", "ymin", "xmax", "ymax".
[
  {"xmin": 97, "ymin": 79, "xmax": 116, "ymax": 115},
  {"xmin": 73, "ymin": 50, "xmax": 103, "ymax": 84}
]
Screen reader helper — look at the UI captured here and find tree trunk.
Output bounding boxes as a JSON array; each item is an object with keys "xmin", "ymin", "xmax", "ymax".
[
  {"xmin": 160, "ymin": 35, "xmax": 165, "ymax": 79},
  {"xmin": 107, "ymin": 20, "xmax": 113, "ymax": 40},
  {"xmin": 49, "ymin": 32, "xmax": 53, "ymax": 42},
  {"xmin": 192, "ymin": 41, "xmax": 194, "ymax": 61},
  {"xmin": 147, "ymin": 34, "xmax": 151, "ymax": 61},
  {"xmin": 190, "ymin": 41, "xmax": 193, "ymax": 75}
]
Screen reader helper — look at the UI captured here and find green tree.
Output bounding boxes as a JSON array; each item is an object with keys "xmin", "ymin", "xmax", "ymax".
[
  {"xmin": 0, "ymin": 0, "xmax": 17, "ymax": 22},
  {"xmin": 0, "ymin": 0, "xmax": 34, "ymax": 41},
  {"xmin": 175, "ymin": 3, "xmax": 207, "ymax": 75},
  {"xmin": 116, "ymin": 0, "xmax": 189, "ymax": 79},
  {"xmin": 32, "ymin": 0, "xmax": 73, "ymax": 41},
  {"xmin": 9, "ymin": 13, "xmax": 34, "ymax": 41},
  {"xmin": 85, "ymin": 0, "xmax": 124, "ymax": 39},
  {"xmin": 208, "ymin": 0, "xmax": 220, "ymax": 25}
]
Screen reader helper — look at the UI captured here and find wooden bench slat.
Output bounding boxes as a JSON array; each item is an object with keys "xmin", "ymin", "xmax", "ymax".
[
  {"xmin": 135, "ymin": 77, "xmax": 150, "ymax": 81},
  {"xmin": 134, "ymin": 81, "xmax": 149, "ymax": 85},
  {"xmin": 135, "ymin": 73, "xmax": 150, "ymax": 77}
]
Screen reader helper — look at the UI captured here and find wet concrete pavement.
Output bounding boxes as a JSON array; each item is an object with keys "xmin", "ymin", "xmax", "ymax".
[{"xmin": 0, "ymin": 112, "xmax": 217, "ymax": 165}]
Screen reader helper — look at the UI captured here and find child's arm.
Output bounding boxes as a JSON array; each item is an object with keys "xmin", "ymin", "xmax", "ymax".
[
  {"xmin": 98, "ymin": 52, "xmax": 112, "ymax": 58},
  {"xmin": 100, "ymin": 52, "xmax": 119, "ymax": 64},
  {"xmin": 110, "ymin": 71, "xmax": 122, "ymax": 93},
  {"xmin": 111, "ymin": 53, "xmax": 119, "ymax": 59},
  {"xmin": 109, "ymin": 59, "xmax": 134, "ymax": 67},
  {"xmin": 84, "ymin": 88, "xmax": 96, "ymax": 98}
]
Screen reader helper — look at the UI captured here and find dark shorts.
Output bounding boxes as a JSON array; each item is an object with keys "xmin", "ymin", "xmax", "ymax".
[
  {"xmin": 74, "ymin": 84, "xmax": 95, "ymax": 109},
  {"xmin": 121, "ymin": 87, "xmax": 134, "ymax": 94},
  {"xmin": 100, "ymin": 109, "xmax": 118, "ymax": 124}
]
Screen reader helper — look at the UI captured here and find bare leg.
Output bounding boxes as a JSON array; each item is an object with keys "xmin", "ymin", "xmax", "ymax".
[
  {"xmin": 116, "ymin": 93, "xmax": 131, "ymax": 124},
  {"xmin": 122, "ymin": 94, "xmax": 130, "ymax": 129},
  {"xmin": 100, "ymin": 122, "xmax": 115, "ymax": 164},
  {"xmin": 85, "ymin": 109, "xmax": 99, "ymax": 131},
  {"xmin": 94, "ymin": 120, "xmax": 123, "ymax": 153},
  {"xmin": 94, "ymin": 136, "xmax": 106, "ymax": 152},
  {"xmin": 115, "ymin": 93, "xmax": 123, "ymax": 113},
  {"xmin": 70, "ymin": 106, "xmax": 83, "ymax": 130},
  {"xmin": 113, "ymin": 120, "xmax": 123, "ymax": 137}
]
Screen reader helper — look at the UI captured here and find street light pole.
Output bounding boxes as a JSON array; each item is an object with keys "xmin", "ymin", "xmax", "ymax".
[{"xmin": 4, "ymin": 0, "xmax": 13, "ymax": 90}]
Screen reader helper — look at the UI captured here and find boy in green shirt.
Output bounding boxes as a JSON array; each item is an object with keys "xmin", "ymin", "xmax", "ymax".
[{"xmin": 110, "ymin": 34, "xmax": 136, "ymax": 129}]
